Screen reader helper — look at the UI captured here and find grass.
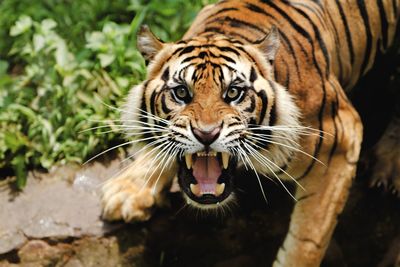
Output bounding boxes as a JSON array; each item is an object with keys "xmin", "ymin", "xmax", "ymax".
[{"xmin": 0, "ymin": 0, "xmax": 215, "ymax": 189}]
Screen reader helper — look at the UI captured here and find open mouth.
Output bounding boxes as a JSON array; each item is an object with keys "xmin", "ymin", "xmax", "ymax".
[{"xmin": 177, "ymin": 151, "xmax": 236, "ymax": 205}]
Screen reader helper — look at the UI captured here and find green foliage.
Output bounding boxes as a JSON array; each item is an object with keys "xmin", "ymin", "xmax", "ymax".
[{"xmin": 0, "ymin": 0, "xmax": 215, "ymax": 188}]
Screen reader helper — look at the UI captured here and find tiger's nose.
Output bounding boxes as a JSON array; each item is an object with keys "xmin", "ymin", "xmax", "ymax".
[{"xmin": 193, "ymin": 126, "xmax": 221, "ymax": 145}]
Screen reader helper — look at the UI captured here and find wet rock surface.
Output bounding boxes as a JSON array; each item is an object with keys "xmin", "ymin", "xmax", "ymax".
[{"xmin": 0, "ymin": 160, "xmax": 122, "ymax": 255}]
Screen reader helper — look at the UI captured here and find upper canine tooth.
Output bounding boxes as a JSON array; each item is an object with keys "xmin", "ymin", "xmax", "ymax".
[
  {"xmin": 185, "ymin": 154, "xmax": 192, "ymax": 169},
  {"xmin": 222, "ymin": 152, "xmax": 230, "ymax": 169},
  {"xmin": 215, "ymin": 183, "xmax": 225, "ymax": 196}
]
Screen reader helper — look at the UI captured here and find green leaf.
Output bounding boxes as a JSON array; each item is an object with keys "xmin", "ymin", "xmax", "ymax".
[
  {"xmin": 40, "ymin": 19, "xmax": 57, "ymax": 32},
  {"xmin": 98, "ymin": 53, "xmax": 116, "ymax": 67},
  {"xmin": 12, "ymin": 155, "xmax": 27, "ymax": 190},
  {"xmin": 10, "ymin": 15, "xmax": 33, "ymax": 36},
  {"xmin": 0, "ymin": 60, "xmax": 9, "ymax": 75}
]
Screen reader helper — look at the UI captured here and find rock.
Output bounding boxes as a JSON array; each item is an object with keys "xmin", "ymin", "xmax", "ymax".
[
  {"xmin": 18, "ymin": 240, "xmax": 65, "ymax": 265},
  {"xmin": 67, "ymin": 237, "xmax": 121, "ymax": 267},
  {"xmin": 0, "ymin": 160, "xmax": 124, "ymax": 254}
]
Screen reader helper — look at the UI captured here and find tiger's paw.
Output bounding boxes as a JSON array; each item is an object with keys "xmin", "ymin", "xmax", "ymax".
[
  {"xmin": 369, "ymin": 129, "xmax": 400, "ymax": 195},
  {"xmin": 101, "ymin": 179, "xmax": 155, "ymax": 222}
]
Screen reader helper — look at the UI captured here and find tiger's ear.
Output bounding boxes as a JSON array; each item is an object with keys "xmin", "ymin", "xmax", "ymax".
[
  {"xmin": 255, "ymin": 26, "xmax": 280, "ymax": 64},
  {"xmin": 137, "ymin": 25, "xmax": 165, "ymax": 61}
]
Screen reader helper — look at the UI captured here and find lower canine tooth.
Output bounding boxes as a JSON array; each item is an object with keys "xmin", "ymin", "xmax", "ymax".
[
  {"xmin": 185, "ymin": 154, "xmax": 192, "ymax": 169},
  {"xmin": 221, "ymin": 153, "xmax": 230, "ymax": 169},
  {"xmin": 190, "ymin": 183, "xmax": 201, "ymax": 196},
  {"xmin": 215, "ymin": 183, "xmax": 225, "ymax": 197}
]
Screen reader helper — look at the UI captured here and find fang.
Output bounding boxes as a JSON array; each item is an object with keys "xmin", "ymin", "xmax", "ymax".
[
  {"xmin": 190, "ymin": 183, "xmax": 201, "ymax": 196},
  {"xmin": 185, "ymin": 154, "xmax": 192, "ymax": 169},
  {"xmin": 215, "ymin": 183, "xmax": 225, "ymax": 196},
  {"xmin": 221, "ymin": 153, "xmax": 230, "ymax": 169}
]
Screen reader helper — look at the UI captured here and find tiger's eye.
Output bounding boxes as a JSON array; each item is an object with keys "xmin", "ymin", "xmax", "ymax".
[
  {"xmin": 176, "ymin": 86, "xmax": 188, "ymax": 99},
  {"xmin": 172, "ymin": 85, "xmax": 191, "ymax": 103},
  {"xmin": 227, "ymin": 87, "xmax": 239, "ymax": 99}
]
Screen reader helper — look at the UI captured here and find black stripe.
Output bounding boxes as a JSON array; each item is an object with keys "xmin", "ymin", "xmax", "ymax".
[
  {"xmin": 282, "ymin": 59, "xmax": 290, "ymax": 88},
  {"xmin": 278, "ymin": 29, "xmax": 301, "ymax": 82},
  {"xmin": 257, "ymin": 90, "xmax": 268, "ymax": 124},
  {"xmin": 310, "ymin": 0, "xmax": 323, "ymax": 9},
  {"xmin": 328, "ymin": 102, "xmax": 338, "ymax": 165},
  {"xmin": 234, "ymin": 46, "xmax": 267, "ymax": 77},
  {"xmin": 149, "ymin": 90, "xmax": 157, "ymax": 117},
  {"xmin": 177, "ymin": 46, "xmax": 196, "ymax": 57},
  {"xmin": 208, "ymin": 16, "xmax": 266, "ymax": 34},
  {"xmin": 293, "ymin": 2, "xmax": 326, "ymax": 29},
  {"xmin": 220, "ymin": 54, "xmax": 236, "ymax": 63},
  {"xmin": 259, "ymin": 2, "xmax": 327, "ymax": 179},
  {"xmin": 294, "ymin": 38, "xmax": 309, "ymax": 60},
  {"xmin": 218, "ymin": 46, "xmax": 241, "ymax": 56},
  {"xmin": 245, "ymin": 2, "xmax": 265, "ymax": 15},
  {"xmin": 244, "ymin": 95, "xmax": 256, "ymax": 113},
  {"xmin": 357, "ymin": 0, "xmax": 373, "ymax": 75},
  {"xmin": 181, "ymin": 56, "xmax": 198, "ymax": 64},
  {"xmin": 378, "ymin": 0, "xmax": 389, "ymax": 50},
  {"xmin": 213, "ymin": 7, "xmax": 239, "ymax": 16},
  {"xmin": 335, "ymin": 0, "xmax": 355, "ymax": 65},
  {"xmin": 243, "ymin": 2, "xmax": 302, "ymax": 81},
  {"xmin": 140, "ymin": 82, "xmax": 154, "ymax": 140},
  {"xmin": 228, "ymin": 122, "xmax": 242, "ymax": 127},
  {"xmin": 327, "ymin": 10, "xmax": 344, "ymax": 82},
  {"xmin": 161, "ymin": 94, "xmax": 172, "ymax": 114},
  {"xmin": 203, "ymin": 27, "xmax": 256, "ymax": 42},
  {"xmin": 327, "ymin": 81, "xmax": 340, "ymax": 165},
  {"xmin": 161, "ymin": 67, "xmax": 169, "ymax": 82},
  {"xmin": 289, "ymin": 3, "xmax": 331, "ymax": 77},
  {"xmin": 250, "ymin": 67, "xmax": 257, "ymax": 82}
]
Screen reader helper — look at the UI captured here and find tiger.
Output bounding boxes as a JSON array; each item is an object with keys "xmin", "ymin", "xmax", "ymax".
[{"xmin": 101, "ymin": 0, "xmax": 400, "ymax": 266}]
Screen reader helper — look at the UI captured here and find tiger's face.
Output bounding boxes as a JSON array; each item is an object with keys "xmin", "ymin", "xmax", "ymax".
[{"xmin": 124, "ymin": 26, "xmax": 300, "ymax": 208}]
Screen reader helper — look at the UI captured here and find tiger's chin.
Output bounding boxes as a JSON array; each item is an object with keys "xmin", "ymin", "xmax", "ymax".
[{"xmin": 177, "ymin": 150, "xmax": 237, "ymax": 209}]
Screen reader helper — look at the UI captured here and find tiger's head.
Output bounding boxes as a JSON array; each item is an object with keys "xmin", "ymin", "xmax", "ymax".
[{"xmin": 123, "ymin": 26, "xmax": 301, "ymax": 209}]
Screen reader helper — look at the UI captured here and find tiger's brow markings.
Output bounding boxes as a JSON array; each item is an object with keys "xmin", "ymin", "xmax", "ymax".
[{"xmin": 161, "ymin": 67, "xmax": 169, "ymax": 82}]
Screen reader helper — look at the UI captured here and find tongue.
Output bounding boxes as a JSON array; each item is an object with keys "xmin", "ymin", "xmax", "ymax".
[{"xmin": 192, "ymin": 156, "xmax": 222, "ymax": 194}]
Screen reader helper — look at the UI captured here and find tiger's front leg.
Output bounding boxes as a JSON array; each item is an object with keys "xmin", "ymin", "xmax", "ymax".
[
  {"xmin": 101, "ymin": 150, "xmax": 177, "ymax": 222},
  {"xmin": 273, "ymin": 89, "xmax": 363, "ymax": 267}
]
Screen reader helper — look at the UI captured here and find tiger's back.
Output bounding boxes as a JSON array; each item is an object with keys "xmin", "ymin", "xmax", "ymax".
[{"xmin": 185, "ymin": 0, "xmax": 400, "ymax": 89}]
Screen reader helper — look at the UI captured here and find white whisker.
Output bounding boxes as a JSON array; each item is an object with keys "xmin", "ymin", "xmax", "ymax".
[
  {"xmin": 246, "ymin": 135, "xmax": 325, "ymax": 166},
  {"xmin": 236, "ymin": 145, "xmax": 268, "ymax": 204},
  {"xmin": 242, "ymin": 141, "xmax": 297, "ymax": 201},
  {"xmin": 83, "ymin": 133, "xmax": 169, "ymax": 165},
  {"xmin": 244, "ymin": 140, "xmax": 305, "ymax": 191}
]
